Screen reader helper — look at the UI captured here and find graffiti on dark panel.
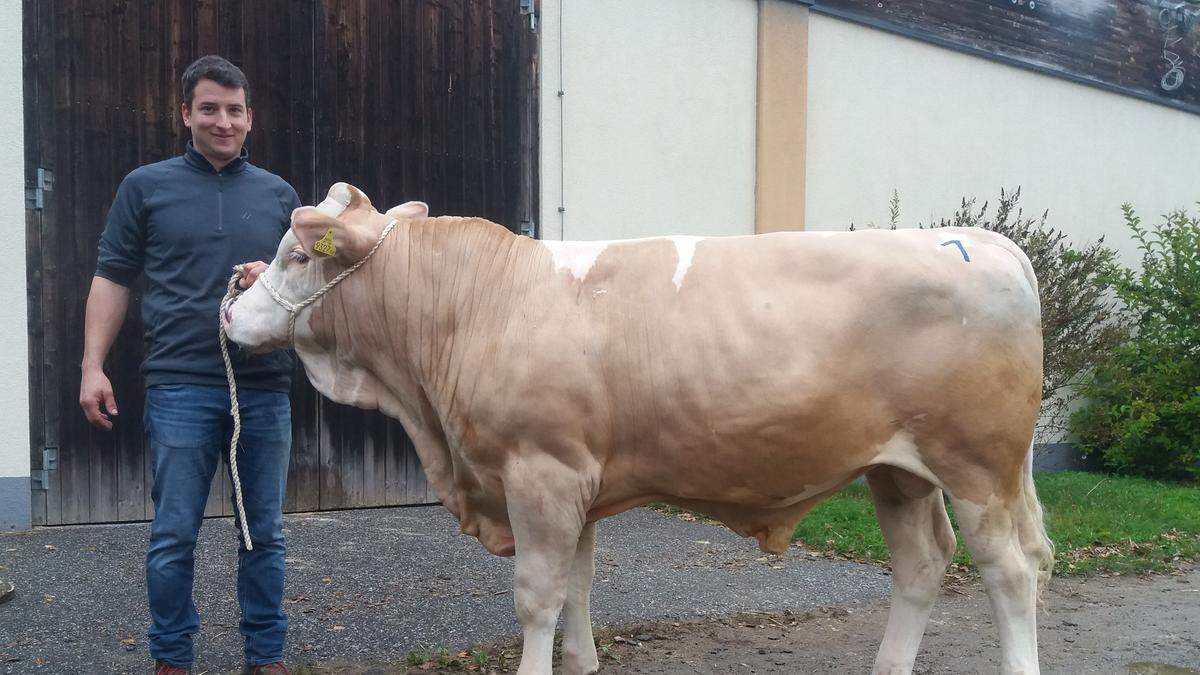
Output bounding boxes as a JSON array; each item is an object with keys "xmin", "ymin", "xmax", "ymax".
[
  {"xmin": 810, "ymin": 0, "xmax": 1200, "ymax": 114},
  {"xmin": 1156, "ymin": 0, "xmax": 1200, "ymax": 92}
]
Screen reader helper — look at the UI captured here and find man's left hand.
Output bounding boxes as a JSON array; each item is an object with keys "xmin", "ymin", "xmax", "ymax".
[{"xmin": 238, "ymin": 260, "xmax": 269, "ymax": 289}]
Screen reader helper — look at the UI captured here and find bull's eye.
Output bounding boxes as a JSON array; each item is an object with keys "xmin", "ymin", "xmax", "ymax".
[{"xmin": 288, "ymin": 248, "xmax": 310, "ymax": 264}]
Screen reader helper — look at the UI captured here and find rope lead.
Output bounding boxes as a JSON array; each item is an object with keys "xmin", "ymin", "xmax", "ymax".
[
  {"xmin": 219, "ymin": 270, "xmax": 255, "ymax": 550},
  {"xmin": 216, "ymin": 219, "xmax": 399, "ymax": 551}
]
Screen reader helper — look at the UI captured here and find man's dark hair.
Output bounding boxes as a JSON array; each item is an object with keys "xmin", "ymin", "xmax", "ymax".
[{"xmin": 181, "ymin": 55, "xmax": 251, "ymax": 108}]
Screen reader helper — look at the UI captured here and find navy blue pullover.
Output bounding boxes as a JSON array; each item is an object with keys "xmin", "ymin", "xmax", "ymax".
[{"xmin": 95, "ymin": 143, "xmax": 299, "ymax": 391}]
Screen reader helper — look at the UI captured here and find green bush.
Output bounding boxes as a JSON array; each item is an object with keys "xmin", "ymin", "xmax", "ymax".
[{"xmin": 1071, "ymin": 204, "xmax": 1200, "ymax": 481}]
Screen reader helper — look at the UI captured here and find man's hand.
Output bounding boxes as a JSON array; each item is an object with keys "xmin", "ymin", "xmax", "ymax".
[
  {"xmin": 238, "ymin": 260, "xmax": 270, "ymax": 289},
  {"xmin": 80, "ymin": 276, "xmax": 129, "ymax": 432},
  {"xmin": 80, "ymin": 367, "xmax": 118, "ymax": 431}
]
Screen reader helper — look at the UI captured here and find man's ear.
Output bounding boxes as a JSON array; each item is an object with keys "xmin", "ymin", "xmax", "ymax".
[
  {"xmin": 386, "ymin": 201, "xmax": 429, "ymax": 220},
  {"xmin": 290, "ymin": 207, "xmax": 377, "ymax": 264}
]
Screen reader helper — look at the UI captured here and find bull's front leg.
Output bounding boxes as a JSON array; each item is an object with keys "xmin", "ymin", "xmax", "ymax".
[
  {"xmin": 505, "ymin": 458, "xmax": 595, "ymax": 675},
  {"xmin": 561, "ymin": 522, "xmax": 599, "ymax": 674}
]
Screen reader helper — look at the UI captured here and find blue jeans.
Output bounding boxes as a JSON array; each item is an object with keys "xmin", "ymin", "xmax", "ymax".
[{"xmin": 144, "ymin": 384, "xmax": 291, "ymax": 667}]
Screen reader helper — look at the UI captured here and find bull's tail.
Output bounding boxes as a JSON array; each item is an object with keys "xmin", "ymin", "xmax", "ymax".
[{"xmin": 1017, "ymin": 445, "xmax": 1055, "ymax": 602}]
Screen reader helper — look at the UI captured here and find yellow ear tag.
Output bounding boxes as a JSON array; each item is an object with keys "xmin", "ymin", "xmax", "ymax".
[{"xmin": 312, "ymin": 228, "xmax": 337, "ymax": 257}]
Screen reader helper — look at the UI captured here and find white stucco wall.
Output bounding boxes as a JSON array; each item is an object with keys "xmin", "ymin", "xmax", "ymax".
[
  {"xmin": 539, "ymin": 0, "xmax": 759, "ymax": 241},
  {"xmin": 804, "ymin": 14, "xmax": 1200, "ymax": 266},
  {"xmin": 0, "ymin": 1, "xmax": 28, "ymax": 481}
]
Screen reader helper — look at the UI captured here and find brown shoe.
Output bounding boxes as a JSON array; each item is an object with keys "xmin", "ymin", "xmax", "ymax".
[
  {"xmin": 154, "ymin": 661, "xmax": 191, "ymax": 675},
  {"xmin": 242, "ymin": 663, "xmax": 290, "ymax": 675}
]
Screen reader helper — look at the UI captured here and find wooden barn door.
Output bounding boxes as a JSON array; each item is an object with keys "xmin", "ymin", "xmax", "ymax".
[{"xmin": 24, "ymin": 0, "xmax": 539, "ymax": 525}]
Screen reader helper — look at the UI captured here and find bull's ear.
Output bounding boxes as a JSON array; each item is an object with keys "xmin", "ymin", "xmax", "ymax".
[
  {"xmin": 290, "ymin": 206, "xmax": 376, "ymax": 264},
  {"xmin": 319, "ymin": 182, "xmax": 374, "ymax": 217},
  {"xmin": 386, "ymin": 200, "xmax": 429, "ymax": 220},
  {"xmin": 344, "ymin": 183, "xmax": 373, "ymax": 210}
]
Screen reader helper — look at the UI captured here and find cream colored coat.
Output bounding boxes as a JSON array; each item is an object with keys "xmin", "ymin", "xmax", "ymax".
[{"xmin": 224, "ymin": 183, "xmax": 1054, "ymax": 675}]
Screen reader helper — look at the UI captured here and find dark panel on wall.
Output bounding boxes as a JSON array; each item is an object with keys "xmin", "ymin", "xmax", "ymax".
[
  {"xmin": 309, "ymin": 0, "xmax": 536, "ymax": 510},
  {"xmin": 24, "ymin": 0, "xmax": 537, "ymax": 525},
  {"xmin": 809, "ymin": 0, "xmax": 1200, "ymax": 115}
]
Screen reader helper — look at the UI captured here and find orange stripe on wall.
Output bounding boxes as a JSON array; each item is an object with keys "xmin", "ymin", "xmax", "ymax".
[{"xmin": 756, "ymin": 0, "xmax": 809, "ymax": 233}]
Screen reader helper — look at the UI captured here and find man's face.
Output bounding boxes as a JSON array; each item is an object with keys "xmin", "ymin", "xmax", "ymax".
[{"xmin": 182, "ymin": 78, "xmax": 252, "ymax": 168}]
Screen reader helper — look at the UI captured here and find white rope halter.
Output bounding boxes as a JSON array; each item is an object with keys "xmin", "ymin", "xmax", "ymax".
[{"xmin": 216, "ymin": 219, "xmax": 398, "ymax": 550}]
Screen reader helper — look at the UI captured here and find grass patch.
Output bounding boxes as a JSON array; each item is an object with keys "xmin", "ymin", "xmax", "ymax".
[{"xmin": 789, "ymin": 471, "xmax": 1200, "ymax": 575}]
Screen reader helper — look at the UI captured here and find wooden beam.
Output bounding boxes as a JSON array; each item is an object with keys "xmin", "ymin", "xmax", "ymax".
[{"xmin": 755, "ymin": 0, "xmax": 809, "ymax": 234}]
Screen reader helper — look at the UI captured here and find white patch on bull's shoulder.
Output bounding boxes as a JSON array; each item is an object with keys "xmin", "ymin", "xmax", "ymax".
[
  {"xmin": 540, "ymin": 240, "xmax": 612, "ymax": 281},
  {"xmin": 669, "ymin": 236, "xmax": 704, "ymax": 290},
  {"xmin": 870, "ymin": 431, "xmax": 942, "ymax": 488},
  {"xmin": 316, "ymin": 184, "xmax": 351, "ymax": 217},
  {"xmin": 542, "ymin": 236, "xmax": 706, "ymax": 290}
]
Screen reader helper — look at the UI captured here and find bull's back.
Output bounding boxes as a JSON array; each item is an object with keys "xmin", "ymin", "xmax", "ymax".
[{"xmin": 523, "ymin": 227, "xmax": 1041, "ymax": 505}]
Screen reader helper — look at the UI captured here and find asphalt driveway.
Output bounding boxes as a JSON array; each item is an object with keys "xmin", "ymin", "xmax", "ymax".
[{"xmin": 0, "ymin": 506, "xmax": 891, "ymax": 673}]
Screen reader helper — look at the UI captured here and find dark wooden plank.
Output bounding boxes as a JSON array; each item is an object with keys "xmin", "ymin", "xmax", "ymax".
[
  {"xmin": 810, "ymin": 0, "xmax": 1200, "ymax": 115},
  {"xmin": 281, "ymin": 0, "xmax": 321, "ymax": 501},
  {"xmin": 315, "ymin": 1, "xmax": 356, "ymax": 510},
  {"xmin": 53, "ymin": 0, "xmax": 90, "ymax": 525},
  {"xmin": 462, "ymin": 0, "xmax": 486, "ymax": 217},
  {"xmin": 491, "ymin": 0, "xmax": 509, "ymax": 224},
  {"xmin": 196, "ymin": 0, "xmax": 218, "ymax": 57},
  {"xmin": 79, "ymin": 1, "xmax": 119, "ymax": 524},
  {"xmin": 383, "ymin": 417, "xmax": 406, "ymax": 505},
  {"xmin": 144, "ymin": 0, "xmax": 181, "ymax": 521},
  {"xmin": 35, "ymin": 0, "xmax": 63, "ymax": 526},
  {"xmin": 318, "ymin": 401, "xmax": 345, "ymax": 510},
  {"xmin": 286, "ymin": 368, "xmax": 322, "ymax": 513},
  {"xmin": 227, "ymin": 0, "xmax": 321, "ymax": 512},
  {"xmin": 113, "ymin": 0, "xmax": 150, "ymax": 523},
  {"xmin": 444, "ymin": 0, "xmax": 465, "ymax": 215},
  {"xmin": 24, "ymin": 0, "xmax": 47, "ymax": 526},
  {"xmin": 516, "ymin": 0, "xmax": 539, "ymax": 235},
  {"xmin": 361, "ymin": 406, "xmax": 383, "ymax": 507},
  {"xmin": 404, "ymin": 431, "xmax": 429, "ymax": 505}
]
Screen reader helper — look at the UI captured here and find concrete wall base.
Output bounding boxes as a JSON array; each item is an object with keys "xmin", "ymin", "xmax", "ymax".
[{"xmin": 0, "ymin": 476, "xmax": 30, "ymax": 531}]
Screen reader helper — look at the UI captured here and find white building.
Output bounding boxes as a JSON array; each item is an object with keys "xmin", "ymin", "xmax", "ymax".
[{"xmin": 3, "ymin": 0, "xmax": 1198, "ymax": 530}]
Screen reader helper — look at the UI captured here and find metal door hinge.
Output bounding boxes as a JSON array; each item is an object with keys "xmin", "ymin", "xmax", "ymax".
[
  {"xmin": 519, "ymin": 0, "xmax": 537, "ymax": 31},
  {"xmin": 31, "ymin": 446, "xmax": 57, "ymax": 490},
  {"xmin": 26, "ymin": 167, "xmax": 54, "ymax": 210}
]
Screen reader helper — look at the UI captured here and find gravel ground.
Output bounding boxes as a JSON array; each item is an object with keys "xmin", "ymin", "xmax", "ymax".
[
  {"xmin": 579, "ymin": 567, "xmax": 1200, "ymax": 674},
  {"xmin": 0, "ymin": 506, "xmax": 891, "ymax": 673}
]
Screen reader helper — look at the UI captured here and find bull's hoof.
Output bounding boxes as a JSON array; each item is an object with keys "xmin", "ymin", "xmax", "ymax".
[
  {"xmin": 563, "ymin": 660, "xmax": 599, "ymax": 675},
  {"xmin": 562, "ymin": 647, "xmax": 600, "ymax": 675}
]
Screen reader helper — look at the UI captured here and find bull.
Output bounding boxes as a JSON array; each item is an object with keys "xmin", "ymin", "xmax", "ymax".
[{"xmin": 222, "ymin": 182, "xmax": 1054, "ymax": 674}]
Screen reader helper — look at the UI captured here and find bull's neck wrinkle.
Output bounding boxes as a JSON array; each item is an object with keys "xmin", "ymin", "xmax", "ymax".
[{"xmin": 403, "ymin": 218, "xmax": 528, "ymax": 408}]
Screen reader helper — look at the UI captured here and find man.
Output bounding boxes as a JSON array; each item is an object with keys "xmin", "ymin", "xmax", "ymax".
[{"xmin": 80, "ymin": 55, "xmax": 297, "ymax": 675}]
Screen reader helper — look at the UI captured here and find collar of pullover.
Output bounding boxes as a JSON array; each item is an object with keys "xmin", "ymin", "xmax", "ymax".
[{"xmin": 184, "ymin": 141, "xmax": 249, "ymax": 175}]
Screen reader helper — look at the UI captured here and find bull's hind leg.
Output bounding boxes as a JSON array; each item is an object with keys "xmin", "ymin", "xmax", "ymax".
[
  {"xmin": 867, "ymin": 467, "xmax": 957, "ymax": 675},
  {"xmin": 561, "ymin": 522, "xmax": 599, "ymax": 674},
  {"xmin": 948, "ymin": 489, "xmax": 1043, "ymax": 675},
  {"xmin": 505, "ymin": 459, "xmax": 595, "ymax": 675}
]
